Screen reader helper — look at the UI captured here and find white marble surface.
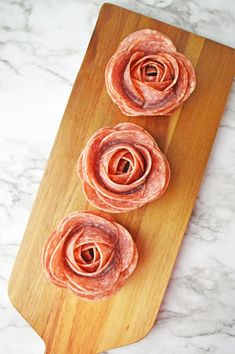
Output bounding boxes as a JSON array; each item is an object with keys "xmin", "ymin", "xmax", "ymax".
[{"xmin": 0, "ymin": 0, "xmax": 235, "ymax": 353}]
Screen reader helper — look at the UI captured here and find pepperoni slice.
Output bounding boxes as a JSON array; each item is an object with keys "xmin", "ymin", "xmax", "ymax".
[
  {"xmin": 77, "ymin": 122, "xmax": 170, "ymax": 213},
  {"xmin": 42, "ymin": 211, "xmax": 138, "ymax": 301},
  {"xmin": 105, "ymin": 29, "xmax": 196, "ymax": 116}
]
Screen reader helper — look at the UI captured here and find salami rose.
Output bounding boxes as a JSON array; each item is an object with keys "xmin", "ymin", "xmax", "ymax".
[
  {"xmin": 105, "ymin": 29, "xmax": 196, "ymax": 116},
  {"xmin": 42, "ymin": 211, "xmax": 138, "ymax": 301},
  {"xmin": 77, "ymin": 122, "xmax": 170, "ymax": 213}
]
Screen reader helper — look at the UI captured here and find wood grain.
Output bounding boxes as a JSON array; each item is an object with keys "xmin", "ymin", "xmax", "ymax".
[{"xmin": 8, "ymin": 3, "xmax": 235, "ymax": 354}]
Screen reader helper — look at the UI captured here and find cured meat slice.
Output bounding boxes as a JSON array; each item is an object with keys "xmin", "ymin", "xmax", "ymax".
[
  {"xmin": 77, "ymin": 122, "xmax": 170, "ymax": 213},
  {"xmin": 42, "ymin": 211, "xmax": 138, "ymax": 301},
  {"xmin": 105, "ymin": 29, "xmax": 196, "ymax": 116}
]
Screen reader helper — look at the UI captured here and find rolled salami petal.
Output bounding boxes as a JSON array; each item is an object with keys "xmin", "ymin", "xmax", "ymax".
[
  {"xmin": 105, "ymin": 29, "xmax": 196, "ymax": 116},
  {"xmin": 42, "ymin": 211, "xmax": 138, "ymax": 301},
  {"xmin": 77, "ymin": 122, "xmax": 170, "ymax": 213}
]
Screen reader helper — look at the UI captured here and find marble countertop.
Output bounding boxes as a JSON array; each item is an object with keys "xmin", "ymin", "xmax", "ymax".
[{"xmin": 1, "ymin": 0, "xmax": 235, "ymax": 353}]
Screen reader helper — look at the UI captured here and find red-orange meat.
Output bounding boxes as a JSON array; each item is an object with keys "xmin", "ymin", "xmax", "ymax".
[
  {"xmin": 77, "ymin": 122, "xmax": 170, "ymax": 212},
  {"xmin": 42, "ymin": 211, "xmax": 138, "ymax": 301},
  {"xmin": 105, "ymin": 29, "xmax": 196, "ymax": 116}
]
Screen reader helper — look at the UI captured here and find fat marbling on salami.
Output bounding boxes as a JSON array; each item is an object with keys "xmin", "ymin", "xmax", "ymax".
[
  {"xmin": 77, "ymin": 122, "xmax": 170, "ymax": 213},
  {"xmin": 105, "ymin": 29, "xmax": 196, "ymax": 116},
  {"xmin": 42, "ymin": 211, "xmax": 138, "ymax": 301}
]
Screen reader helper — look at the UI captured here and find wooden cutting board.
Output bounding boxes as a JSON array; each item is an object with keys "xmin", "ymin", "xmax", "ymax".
[{"xmin": 8, "ymin": 3, "xmax": 235, "ymax": 354}]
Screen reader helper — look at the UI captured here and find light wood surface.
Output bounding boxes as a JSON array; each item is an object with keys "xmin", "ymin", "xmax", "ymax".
[{"xmin": 8, "ymin": 3, "xmax": 235, "ymax": 354}]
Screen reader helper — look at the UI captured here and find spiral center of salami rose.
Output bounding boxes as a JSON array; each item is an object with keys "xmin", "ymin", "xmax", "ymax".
[
  {"xmin": 145, "ymin": 65, "xmax": 157, "ymax": 76},
  {"xmin": 64, "ymin": 227, "xmax": 117, "ymax": 275},
  {"xmin": 80, "ymin": 247, "xmax": 95, "ymax": 262},
  {"xmin": 130, "ymin": 54, "xmax": 174, "ymax": 88},
  {"xmin": 103, "ymin": 146, "xmax": 146, "ymax": 185},
  {"xmin": 76, "ymin": 244, "xmax": 101, "ymax": 272},
  {"xmin": 116, "ymin": 158, "xmax": 131, "ymax": 174}
]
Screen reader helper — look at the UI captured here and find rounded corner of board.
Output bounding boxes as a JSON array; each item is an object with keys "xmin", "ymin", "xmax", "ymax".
[
  {"xmin": 101, "ymin": 322, "xmax": 155, "ymax": 353},
  {"xmin": 99, "ymin": 2, "xmax": 113, "ymax": 13},
  {"xmin": 7, "ymin": 276, "xmax": 17, "ymax": 308}
]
